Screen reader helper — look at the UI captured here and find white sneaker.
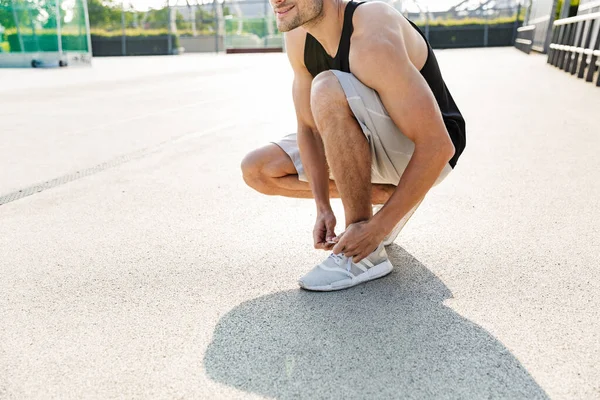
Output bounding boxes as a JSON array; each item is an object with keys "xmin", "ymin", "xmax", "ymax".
[
  {"xmin": 373, "ymin": 201, "xmax": 422, "ymax": 246},
  {"xmin": 298, "ymin": 243, "xmax": 393, "ymax": 291}
]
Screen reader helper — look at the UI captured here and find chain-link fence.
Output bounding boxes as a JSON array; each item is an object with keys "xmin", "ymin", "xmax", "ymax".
[
  {"xmin": 88, "ymin": 1, "xmax": 178, "ymax": 56},
  {"xmin": 402, "ymin": 2, "xmax": 525, "ymax": 49},
  {"xmin": 77, "ymin": 0, "xmax": 525, "ymax": 56},
  {"xmin": 84, "ymin": 0, "xmax": 281, "ymax": 55},
  {"xmin": 181, "ymin": 0, "xmax": 524, "ymax": 52},
  {"xmin": 173, "ymin": 0, "xmax": 281, "ymax": 53},
  {"xmin": 173, "ymin": 1, "xmax": 225, "ymax": 52}
]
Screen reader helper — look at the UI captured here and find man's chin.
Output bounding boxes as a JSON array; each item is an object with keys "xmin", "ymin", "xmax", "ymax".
[
  {"xmin": 276, "ymin": 17, "xmax": 303, "ymax": 33},
  {"xmin": 277, "ymin": 23, "xmax": 293, "ymax": 33}
]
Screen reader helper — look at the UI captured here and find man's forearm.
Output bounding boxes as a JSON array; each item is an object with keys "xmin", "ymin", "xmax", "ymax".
[
  {"xmin": 297, "ymin": 127, "xmax": 331, "ymax": 212},
  {"xmin": 371, "ymin": 145, "xmax": 453, "ymax": 234}
]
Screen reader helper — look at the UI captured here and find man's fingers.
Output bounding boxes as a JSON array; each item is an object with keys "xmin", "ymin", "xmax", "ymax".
[
  {"xmin": 333, "ymin": 231, "xmax": 352, "ymax": 254},
  {"xmin": 314, "ymin": 227, "xmax": 326, "ymax": 248},
  {"xmin": 326, "ymin": 226, "xmax": 336, "ymax": 242},
  {"xmin": 332, "ymin": 240, "xmax": 345, "ymax": 254},
  {"xmin": 345, "ymin": 248, "xmax": 359, "ymax": 258},
  {"xmin": 352, "ymin": 253, "xmax": 367, "ymax": 263},
  {"xmin": 313, "ymin": 233, "xmax": 323, "ymax": 249},
  {"xmin": 314, "ymin": 230, "xmax": 324, "ymax": 249},
  {"xmin": 332, "ymin": 231, "xmax": 344, "ymax": 242},
  {"xmin": 315, "ymin": 239, "xmax": 329, "ymax": 249},
  {"xmin": 349, "ymin": 249, "xmax": 364, "ymax": 263},
  {"xmin": 315, "ymin": 241, "xmax": 335, "ymax": 251}
]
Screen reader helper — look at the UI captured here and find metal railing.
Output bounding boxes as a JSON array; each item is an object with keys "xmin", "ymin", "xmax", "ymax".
[
  {"xmin": 547, "ymin": 12, "xmax": 600, "ymax": 87},
  {"xmin": 397, "ymin": 5, "xmax": 524, "ymax": 49},
  {"xmin": 515, "ymin": 25, "xmax": 535, "ymax": 53}
]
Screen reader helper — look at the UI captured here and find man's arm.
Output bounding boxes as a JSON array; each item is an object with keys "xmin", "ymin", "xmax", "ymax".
[
  {"xmin": 285, "ymin": 29, "xmax": 332, "ymax": 215},
  {"xmin": 285, "ymin": 29, "xmax": 337, "ymax": 248},
  {"xmin": 350, "ymin": 4, "xmax": 456, "ymax": 236}
]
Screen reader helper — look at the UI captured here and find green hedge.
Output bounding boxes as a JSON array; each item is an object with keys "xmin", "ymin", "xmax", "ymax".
[
  {"xmin": 91, "ymin": 31, "xmax": 179, "ymax": 48},
  {"xmin": 7, "ymin": 32, "xmax": 88, "ymax": 52},
  {"xmin": 420, "ymin": 16, "xmax": 523, "ymax": 27},
  {"xmin": 0, "ymin": 41, "xmax": 9, "ymax": 52},
  {"xmin": 90, "ymin": 29, "xmax": 180, "ymax": 48},
  {"xmin": 176, "ymin": 29, "xmax": 214, "ymax": 37},
  {"xmin": 90, "ymin": 28, "xmax": 172, "ymax": 37},
  {"xmin": 415, "ymin": 21, "xmax": 518, "ymax": 30},
  {"xmin": 6, "ymin": 30, "xmax": 179, "ymax": 53}
]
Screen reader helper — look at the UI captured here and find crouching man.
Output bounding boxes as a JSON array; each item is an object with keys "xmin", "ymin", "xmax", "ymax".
[{"xmin": 241, "ymin": 0, "xmax": 466, "ymax": 291}]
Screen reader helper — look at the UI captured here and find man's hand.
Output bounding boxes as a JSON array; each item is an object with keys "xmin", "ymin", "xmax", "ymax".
[
  {"xmin": 313, "ymin": 210, "xmax": 337, "ymax": 250},
  {"xmin": 332, "ymin": 220, "xmax": 386, "ymax": 263}
]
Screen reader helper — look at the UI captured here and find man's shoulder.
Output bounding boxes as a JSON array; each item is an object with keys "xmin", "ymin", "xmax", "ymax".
[
  {"xmin": 352, "ymin": 1, "xmax": 411, "ymax": 45},
  {"xmin": 352, "ymin": 1, "xmax": 401, "ymax": 31},
  {"xmin": 350, "ymin": 2, "xmax": 425, "ymax": 69},
  {"xmin": 284, "ymin": 28, "xmax": 308, "ymax": 68},
  {"xmin": 350, "ymin": 4, "xmax": 403, "ymax": 62}
]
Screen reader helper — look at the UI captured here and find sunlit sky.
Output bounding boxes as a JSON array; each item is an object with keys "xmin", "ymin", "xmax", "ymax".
[{"xmin": 125, "ymin": 0, "xmax": 462, "ymax": 12}]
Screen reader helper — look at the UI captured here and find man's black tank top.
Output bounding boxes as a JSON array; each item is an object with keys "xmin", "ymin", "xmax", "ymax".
[{"xmin": 303, "ymin": 1, "xmax": 466, "ymax": 168}]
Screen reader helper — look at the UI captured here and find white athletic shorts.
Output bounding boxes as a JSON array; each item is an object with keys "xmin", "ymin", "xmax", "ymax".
[{"xmin": 273, "ymin": 70, "xmax": 452, "ymax": 186}]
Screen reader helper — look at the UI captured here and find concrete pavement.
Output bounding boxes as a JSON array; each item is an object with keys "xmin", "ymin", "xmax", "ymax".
[{"xmin": 1, "ymin": 49, "xmax": 599, "ymax": 399}]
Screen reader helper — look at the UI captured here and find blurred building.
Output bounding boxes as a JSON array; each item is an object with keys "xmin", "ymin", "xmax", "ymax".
[
  {"xmin": 449, "ymin": 0, "xmax": 519, "ymax": 17},
  {"xmin": 578, "ymin": 0, "xmax": 600, "ymax": 14},
  {"xmin": 399, "ymin": 0, "xmax": 520, "ymax": 23}
]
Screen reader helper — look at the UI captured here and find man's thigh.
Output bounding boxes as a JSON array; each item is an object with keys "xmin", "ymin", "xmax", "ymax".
[{"xmin": 329, "ymin": 70, "xmax": 452, "ymax": 186}]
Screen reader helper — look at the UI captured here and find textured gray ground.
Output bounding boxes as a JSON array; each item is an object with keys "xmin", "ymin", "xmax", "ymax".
[{"xmin": 0, "ymin": 48, "xmax": 599, "ymax": 399}]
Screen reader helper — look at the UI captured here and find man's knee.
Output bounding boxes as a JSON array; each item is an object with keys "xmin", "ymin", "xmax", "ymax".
[
  {"xmin": 240, "ymin": 145, "xmax": 292, "ymax": 195},
  {"xmin": 241, "ymin": 149, "xmax": 268, "ymax": 191},
  {"xmin": 310, "ymin": 71, "xmax": 350, "ymax": 125}
]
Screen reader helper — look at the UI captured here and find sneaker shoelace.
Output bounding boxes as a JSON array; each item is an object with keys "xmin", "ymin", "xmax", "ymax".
[{"xmin": 329, "ymin": 252, "xmax": 353, "ymax": 272}]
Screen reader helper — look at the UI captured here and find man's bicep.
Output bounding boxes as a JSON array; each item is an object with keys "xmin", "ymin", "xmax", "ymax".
[{"xmin": 352, "ymin": 37, "xmax": 451, "ymax": 147}]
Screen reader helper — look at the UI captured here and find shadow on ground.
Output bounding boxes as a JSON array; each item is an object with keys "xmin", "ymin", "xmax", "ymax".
[{"xmin": 204, "ymin": 245, "xmax": 548, "ymax": 399}]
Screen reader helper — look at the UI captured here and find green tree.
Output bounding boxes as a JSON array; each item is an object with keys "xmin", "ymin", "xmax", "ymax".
[
  {"xmin": 194, "ymin": 7, "xmax": 215, "ymax": 31},
  {"xmin": 87, "ymin": 0, "xmax": 121, "ymax": 29},
  {"xmin": 0, "ymin": 0, "xmax": 16, "ymax": 30},
  {"xmin": 144, "ymin": 7, "xmax": 168, "ymax": 30}
]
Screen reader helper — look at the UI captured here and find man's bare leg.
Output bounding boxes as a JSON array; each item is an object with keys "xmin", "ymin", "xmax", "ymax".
[
  {"xmin": 241, "ymin": 144, "xmax": 395, "ymax": 204},
  {"xmin": 310, "ymin": 71, "xmax": 373, "ymax": 226}
]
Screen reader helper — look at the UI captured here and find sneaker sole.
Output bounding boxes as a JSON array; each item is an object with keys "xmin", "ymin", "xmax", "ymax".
[{"xmin": 298, "ymin": 260, "xmax": 394, "ymax": 292}]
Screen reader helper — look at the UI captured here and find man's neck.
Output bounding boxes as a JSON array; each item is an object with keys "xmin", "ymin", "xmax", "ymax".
[{"xmin": 303, "ymin": 0, "xmax": 348, "ymax": 58}]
